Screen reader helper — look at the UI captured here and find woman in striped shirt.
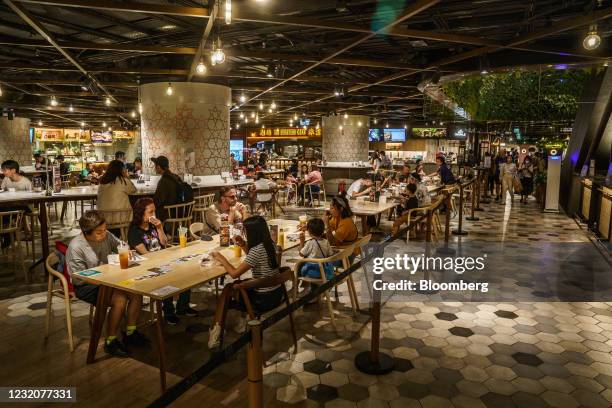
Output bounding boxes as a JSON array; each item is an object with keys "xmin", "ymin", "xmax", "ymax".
[{"xmin": 208, "ymin": 215, "xmax": 282, "ymax": 348}]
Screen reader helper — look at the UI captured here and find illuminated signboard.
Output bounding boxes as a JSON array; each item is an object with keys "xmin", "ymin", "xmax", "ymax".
[
  {"xmin": 251, "ymin": 127, "xmax": 322, "ymax": 138},
  {"xmin": 412, "ymin": 127, "xmax": 447, "ymax": 138},
  {"xmin": 452, "ymin": 128, "xmax": 467, "ymax": 139}
]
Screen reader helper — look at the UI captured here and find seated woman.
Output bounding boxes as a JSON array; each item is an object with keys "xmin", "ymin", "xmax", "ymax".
[
  {"xmin": 323, "ymin": 194, "xmax": 358, "ymax": 246},
  {"xmin": 208, "ymin": 215, "xmax": 283, "ymax": 349},
  {"xmin": 66, "ymin": 210, "xmax": 149, "ymax": 357},
  {"xmin": 128, "ymin": 198, "xmax": 197, "ymax": 325}
]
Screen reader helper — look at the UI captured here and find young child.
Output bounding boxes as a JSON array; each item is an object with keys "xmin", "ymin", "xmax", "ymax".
[
  {"xmin": 392, "ymin": 183, "xmax": 419, "ymax": 235},
  {"xmin": 298, "ymin": 218, "xmax": 335, "ymax": 284}
]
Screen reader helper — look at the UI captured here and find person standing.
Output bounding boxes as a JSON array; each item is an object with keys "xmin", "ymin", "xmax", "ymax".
[
  {"xmin": 151, "ymin": 156, "xmax": 181, "ymax": 222},
  {"xmin": 97, "ymin": 160, "xmax": 136, "ymax": 227},
  {"xmin": 519, "ymin": 156, "xmax": 534, "ymax": 204},
  {"xmin": 55, "ymin": 155, "xmax": 70, "ymax": 176},
  {"xmin": 500, "ymin": 155, "xmax": 517, "ymax": 203},
  {"xmin": 494, "ymin": 150, "xmax": 506, "ymax": 201}
]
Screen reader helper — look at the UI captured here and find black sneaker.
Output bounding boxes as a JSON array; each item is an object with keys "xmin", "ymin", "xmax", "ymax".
[
  {"xmin": 124, "ymin": 329, "xmax": 151, "ymax": 348},
  {"xmin": 177, "ymin": 307, "xmax": 199, "ymax": 317},
  {"xmin": 104, "ymin": 338, "xmax": 129, "ymax": 358},
  {"xmin": 165, "ymin": 315, "xmax": 180, "ymax": 325}
]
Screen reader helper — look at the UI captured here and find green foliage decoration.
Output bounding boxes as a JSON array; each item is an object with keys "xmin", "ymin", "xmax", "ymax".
[{"xmin": 442, "ymin": 69, "xmax": 591, "ymax": 122}]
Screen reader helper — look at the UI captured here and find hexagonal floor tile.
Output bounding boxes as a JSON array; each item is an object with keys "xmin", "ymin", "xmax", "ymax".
[
  {"xmin": 512, "ymin": 352, "xmax": 544, "ymax": 366},
  {"xmin": 449, "ymin": 327, "xmax": 474, "ymax": 337},
  {"xmin": 304, "ymin": 359, "xmax": 333, "ymax": 375},
  {"xmin": 306, "ymin": 384, "xmax": 339, "ymax": 404},
  {"xmin": 495, "ymin": 310, "xmax": 519, "ymax": 319},
  {"xmin": 435, "ymin": 312, "xmax": 458, "ymax": 321}
]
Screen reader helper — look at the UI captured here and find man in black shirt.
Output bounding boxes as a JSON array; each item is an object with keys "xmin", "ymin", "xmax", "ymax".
[
  {"xmin": 151, "ymin": 156, "xmax": 181, "ymax": 221},
  {"xmin": 392, "ymin": 183, "xmax": 419, "ymax": 235}
]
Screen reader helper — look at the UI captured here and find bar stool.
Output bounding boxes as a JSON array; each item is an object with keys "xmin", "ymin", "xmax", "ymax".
[{"xmin": 0, "ymin": 210, "xmax": 26, "ymax": 282}]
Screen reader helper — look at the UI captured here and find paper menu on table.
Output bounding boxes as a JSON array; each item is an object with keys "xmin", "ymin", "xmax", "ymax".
[{"xmin": 150, "ymin": 285, "xmax": 180, "ymax": 297}]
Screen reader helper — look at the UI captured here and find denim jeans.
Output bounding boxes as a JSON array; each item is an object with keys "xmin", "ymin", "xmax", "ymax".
[{"xmin": 162, "ymin": 291, "xmax": 191, "ymax": 316}]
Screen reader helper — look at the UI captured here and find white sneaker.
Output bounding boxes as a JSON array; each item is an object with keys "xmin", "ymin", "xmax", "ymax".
[{"xmin": 208, "ymin": 323, "xmax": 222, "ymax": 349}]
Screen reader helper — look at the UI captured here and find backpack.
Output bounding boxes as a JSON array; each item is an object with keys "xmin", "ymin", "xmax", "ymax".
[{"xmin": 165, "ymin": 173, "xmax": 194, "ymax": 204}]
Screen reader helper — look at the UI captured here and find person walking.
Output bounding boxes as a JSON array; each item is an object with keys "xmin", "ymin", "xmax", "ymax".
[{"xmin": 500, "ymin": 155, "xmax": 517, "ymax": 203}]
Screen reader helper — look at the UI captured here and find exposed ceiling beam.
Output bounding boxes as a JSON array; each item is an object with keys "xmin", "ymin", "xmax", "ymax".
[
  {"xmin": 7, "ymin": 0, "xmax": 603, "ymax": 60},
  {"xmin": 3, "ymin": 0, "xmax": 117, "ymax": 103},
  {"xmin": 0, "ymin": 36, "xmax": 429, "ymax": 70},
  {"xmin": 187, "ymin": 0, "xmax": 217, "ymax": 81},
  {"xmin": 245, "ymin": 0, "xmax": 441, "ymax": 108},
  {"xmin": 348, "ymin": 5, "xmax": 612, "ymax": 93}
]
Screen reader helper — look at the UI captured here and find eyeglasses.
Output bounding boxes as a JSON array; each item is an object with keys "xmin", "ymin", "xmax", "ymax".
[{"xmin": 223, "ymin": 194, "xmax": 237, "ymax": 199}]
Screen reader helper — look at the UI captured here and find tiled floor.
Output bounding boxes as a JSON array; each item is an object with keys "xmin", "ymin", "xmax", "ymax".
[{"xmin": 1, "ymin": 196, "xmax": 611, "ymax": 408}]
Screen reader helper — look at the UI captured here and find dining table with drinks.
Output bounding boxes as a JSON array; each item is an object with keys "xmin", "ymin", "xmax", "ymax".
[{"xmin": 72, "ymin": 235, "xmax": 244, "ymax": 391}]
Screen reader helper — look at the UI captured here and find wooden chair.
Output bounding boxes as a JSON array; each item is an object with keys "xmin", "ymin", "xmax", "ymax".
[
  {"xmin": 254, "ymin": 188, "xmax": 285, "ymax": 217},
  {"xmin": 0, "ymin": 210, "xmax": 26, "ymax": 282},
  {"xmin": 293, "ymin": 244, "xmax": 356, "ymax": 328},
  {"xmin": 189, "ymin": 222, "xmax": 204, "ymax": 240},
  {"xmin": 44, "ymin": 252, "xmax": 94, "ymax": 352},
  {"xmin": 193, "ymin": 194, "xmax": 215, "ymax": 223},
  {"xmin": 164, "ymin": 201, "xmax": 195, "ymax": 244},
  {"xmin": 303, "ymin": 181, "xmax": 326, "ymax": 207},
  {"xmin": 23, "ymin": 205, "xmax": 40, "ymax": 264},
  {"xmin": 98, "ymin": 209, "xmax": 133, "ymax": 241},
  {"xmin": 222, "ymin": 266, "xmax": 297, "ymax": 352},
  {"xmin": 331, "ymin": 234, "xmax": 372, "ymax": 314}
]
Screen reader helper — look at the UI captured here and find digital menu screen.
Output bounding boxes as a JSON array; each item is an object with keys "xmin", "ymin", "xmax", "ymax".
[
  {"xmin": 230, "ymin": 139, "xmax": 244, "ymax": 162},
  {"xmin": 91, "ymin": 131, "xmax": 113, "ymax": 143},
  {"xmin": 411, "ymin": 127, "xmax": 447, "ymax": 138},
  {"xmin": 369, "ymin": 128, "xmax": 383, "ymax": 142},
  {"xmin": 383, "ymin": 128, "xmax": 406, "ymax": 142}
]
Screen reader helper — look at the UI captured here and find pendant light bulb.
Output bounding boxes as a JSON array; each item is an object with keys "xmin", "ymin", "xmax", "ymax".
[
  {"xmin": 225, "ymin": 0, "xmax": 231, "ymax": 25},
  {"xmin": 196, "ymin": 59, "xmax": 207, "ymax": 74},
  {"xmin": 239, "ymin": 94, "xmax": 246, "ymax": 103},
  {"xmin": 583, "ymin": 25, "xmax": 601, "ymax": 50},
  {"xmin": 343, "ymin": 112, "xmax": 348, "ymax": 119},
  {"xmin": 293, "ymin": 113, "xmax": 298, "ymax": 120},
  {"xmin": 50, "ymin": 96, "xmax": 58, "ymax": 107},
  {"xmin": 166, "ymin": 83, "xmax": 173, "ymax": 96},
  {"xmin": 250, "ymin": 112, "xmax": 255, "ymax": 118},
  {"xmin": 270, "ymin": 101, "xmax": 277, "ymax": 110},
  {"xmin": 258, "ymin": 101, "xmax": 264, "ymax": 110},
  {"xmin": 105, "ymin": 97, "xmax": 111, "ymax": 106},
  {"xmin": 38, "ymin": 120, "xmax": 42, "ymax": 126},
  {"xmin": 81, "ymin": 121, "xmax": 85, "ymax": 127},
  {"xmin": 239, "ymin": 112, "xmax": 244, "ymax": 119},
  {"xmin": 131, "ymin": 110, "xmax": 136, "ymax": 118}
]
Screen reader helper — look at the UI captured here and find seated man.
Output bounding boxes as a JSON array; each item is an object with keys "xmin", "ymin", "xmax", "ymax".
[
  {"xmin": 396, "ymin": 165, "xmax": 412, "ymax": 183},
  {"xmin": 203, "ymin": 186, "xmax": 249, "ymax": 234},
  {"xmin": 346, "ymin": 177, "xmax": 373, "ymax": 199},
  {"xmin": 66, "ymin": 210, "xmax": 150, "ymax": 357},
  {"xmin": 1, "ymin": 160, "xmax": 32, "ymax": 191},
  {"xmin": 391, "ymin": 183, "xmax": 420, "ymax": 235}
]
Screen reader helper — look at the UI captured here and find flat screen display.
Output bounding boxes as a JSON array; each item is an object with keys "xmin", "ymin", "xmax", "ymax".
[
  {"xmin": 230, "ymin": 139, "xmax": 244, "ymax": 162},
  {"xmin": 412, "ymin": 127, "xmax": 447, "ymax": 138},
  {"xmin": 369, "ymin": 128, "xmax": 383, "ymax": 142},
  {"xmin": 383, "ymin": 128, "xmax": 406, "ymax": 142},
  {"xmin": 91, "ymin": 131, "xmax": 113, "ymax": 143}
]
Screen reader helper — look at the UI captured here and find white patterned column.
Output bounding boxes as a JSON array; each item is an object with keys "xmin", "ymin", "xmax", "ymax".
[
  {"xmin": 140, "ymin": 82, "xmax": 231, "ymax": 175},
  {"xmin": 0, "ymin": 117, "xmax": 32, "ymax": 165},
  {"xmin": 322, "ymin": 115, "xmax": 369, "ymax": 162}
]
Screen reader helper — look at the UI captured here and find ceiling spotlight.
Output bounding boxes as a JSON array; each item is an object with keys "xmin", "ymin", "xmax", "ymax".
[
  {"xmin": 268, "ymin": 108, "xmax": 272, "ymax": 113},
  {"xmin": 343, "ymin": 113, "xmax": 348, "ymax": 119},
  {"xmin": 334, "ymin": 86, "xmax": 344, "ymax": 97},
  {"xmin": 196, "ymin": 59, "xmax": 207, "ymax": 74},
  {"xmin": 266, "ymin": 65, "xmax": 275, "ymax": 78},
  {"xmin": 50, "ymin": 96, "xmax": 58, "ymax": 107},
  {"xmin": 166, "ymin": 83, "xmax": 173, "ymax": 96},
  {"xmin": 236, "ymin": 123, "xmax": 240, "ymax": 129},
  {"xmin": 69, "ymin": 104, "xmax": 74, "ymax": 112},
  {"xmin": 270, "ymin": 101, "xmax": 277, "ymax": 110},
  {"xmin": 604, "ymin": 61, "xmax": 609, "ymax": 67},
  {"xmin": 583, "ymin": 25, "xmax": 601, "ymax": 50},
  {"xmin": 440, "ymin": 121, "xmax": 444, "ymax": 126},
  {"xmin": 373, "ymin": 118, "xmax": 378, "ymax": 124},
  {"xmin": 339, "ymin": 125, "xmax": 343, "ymax": 130},
  {"xmin": 244, "ymin": 117, "xmax": 248, "ymax": 123},
  {"xmin": 239, "ymin": 94, "xmax": 247, "ymax": 103},
  {"xmin": 225, "ymin": 0, "xmax": 231, "ymax": 25},
  {"xmin": 102, "ymin": 121, "xmax": 107, "ymax": 127},
  {"xmin": 316, "ymin": 122, "xmax": 320, "ymax": 129},
  {"xmin": 131, "ymin": 110, "xmax": 136, "ymax": 118},
  {"xmin": 105, "ymin": 97, "xmax": 111, "ymax": 106},
  {"xmin": 293, "ymin": 113, "xmax": 298, "ymax": 120},
  {"xmin": 239, "ymin": 112, "xmax": 244, "ymax": 119},
  {"xmin": 261, "ymin": 124, "xmax": 265, "ymax": 128},
  {"xmin": 81, "ymin": 121, "xmax": 85, "ymax": 127},
  {"xmin": 385, "ymin": 123, "xmax": 389, "ymax": 128},
  {"xmin": 38, "ymin": 120, "xmax": 42, "ymax": 126},
  {"xmin": 289, "ymin": 119, "xmax": 293, "ymax": 125},
  {"xmin": 258, "ymin": 101, "xmax": 264, "ymax": 110},
  {"xmin": 251, "ymin": 112, "xmax": 255, "ymax": 118},
  {"xmin": 138, "ymin": 102, "xmax": 143, "ymax": 114},
  {"xmin": 480, "ymin": 69, "xmax": 489, "ymax": 75},
  {"xmin": 108, "ymin": 126, "xmax": 112, "ymax": 131},
  {"xmin": 357, "ymin": 121, "xmax": 362, "ymax": 127},
  {"xmin": 404, "ymin": 124, "xmax": 407, "ymax": 129}
]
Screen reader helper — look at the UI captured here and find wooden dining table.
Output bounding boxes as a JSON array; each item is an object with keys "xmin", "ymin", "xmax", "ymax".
[
  {"xmin": 72, "ymin": 236, "xmax": 242, "ymax": 391},
  {"xmin": 349, "ymin": 199, "xmax": 398, "ymax": 235},
  {"xmin": 267, "ymin": 219, "xmax": 303, "ymax": 251}
]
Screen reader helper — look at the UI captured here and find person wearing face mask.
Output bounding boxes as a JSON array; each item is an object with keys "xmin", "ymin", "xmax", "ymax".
[
  {"xmin": 66, "ymin": 210, "xmax": 149, "ymax": 357},
  {"xmin": 202, "ymin": 186, "xmax": 249, "ymax": 234}
]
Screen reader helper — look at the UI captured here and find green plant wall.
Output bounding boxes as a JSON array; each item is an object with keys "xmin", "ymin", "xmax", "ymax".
[{"xmin": 442, "ymin": 69, "xmax": 591, "ymax": 122}]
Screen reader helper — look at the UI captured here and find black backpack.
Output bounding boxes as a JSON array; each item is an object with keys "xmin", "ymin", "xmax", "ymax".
[{"xmin": 164, "ymin": 173, "xmax": 194, "ymax": 204}]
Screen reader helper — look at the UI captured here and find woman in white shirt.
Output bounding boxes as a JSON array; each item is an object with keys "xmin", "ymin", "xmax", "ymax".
[
  {"xmin": 97, "ymin": 160, "xmax": 137, "ymax": 225},
  {"xmin": 500, "ymin": 155, "xmax": 517, "ymax": 203}
]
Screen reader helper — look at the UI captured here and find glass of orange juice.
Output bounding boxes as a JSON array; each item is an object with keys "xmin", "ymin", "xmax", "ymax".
[
  {"xmin": 118, "ymin": 242, "xmax": 130, "ymax": 269},
  {"xmin": 179, "ymin": 227, "xmax": 188, "ymax": 248},
  {"xmin": 233, "ymin": 244, "xmax": 242, "ymax": 258}
]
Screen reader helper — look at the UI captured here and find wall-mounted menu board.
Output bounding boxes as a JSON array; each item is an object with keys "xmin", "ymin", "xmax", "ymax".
[
  {"xmin": 112, "ymin": 130, "xmax": 132, "ymax": 140},
  {"xmin": 91, "ymin": 131, "xmax": 113, "ymax": 144},
  {"xmin": 411, "ymin": 127, "xmax": 447, "ymax": 138},
  {"xmin": 64, "ymin": 128, "xmax": 91, "ymax": 142},
  {"xmin": 250, "ymin": 127, "xmax": 322, "ymax": 138},
  {"xmin": 35, "ymin": 128, "xmax": 64, "ymax": 141}
]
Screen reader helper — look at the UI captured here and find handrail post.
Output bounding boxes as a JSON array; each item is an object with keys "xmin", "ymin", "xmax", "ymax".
[
  {"xmin": 474, "ymin": 169, "xmax": 485, "ymax": 210},
  {"xmin": 437, "ymin": 190, "xmax": 456, "ymax": 255},
  {"xmin": 480, "ymin": 167, "xmax": 491, "ymax": 204},
  {"xmin": 466, "ymin": 178, "xmax": 480, "ymax": 221},
  {"xmin": 452, "ymin": 182, "xmax": 468, "ymax": 236},
  {"xmin": 247, "ymin": 320, "xmax": 263, "ymax": 408}
]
